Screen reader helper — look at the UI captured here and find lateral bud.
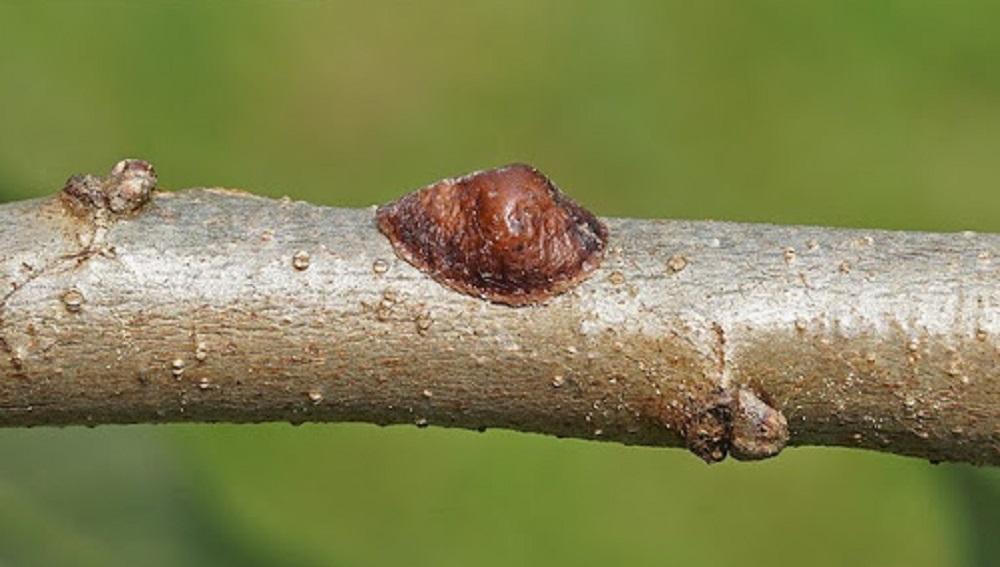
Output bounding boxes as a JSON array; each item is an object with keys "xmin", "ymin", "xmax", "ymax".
[
  {"xmin": 729, "ymin": 388, "xmax": 789, "ymax": 461},
  {"xmin": 61, "ymin": 158, "xmax": 157, "ymax": 217}
]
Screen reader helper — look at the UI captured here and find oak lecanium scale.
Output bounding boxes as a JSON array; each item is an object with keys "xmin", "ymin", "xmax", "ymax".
[{"xmin": 376, "ymin": 164, "xmax": 608, "ymax": 306}]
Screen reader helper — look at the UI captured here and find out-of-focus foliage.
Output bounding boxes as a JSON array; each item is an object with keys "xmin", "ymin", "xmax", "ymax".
[{"xmin": 0, "ymin": 2, "xmax": 997, "ymax": 566}]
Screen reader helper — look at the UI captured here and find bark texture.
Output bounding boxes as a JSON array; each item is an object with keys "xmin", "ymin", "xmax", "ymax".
[{"xmin": 0, "ymin": 167, "xmax": 997, "ymax": 465}]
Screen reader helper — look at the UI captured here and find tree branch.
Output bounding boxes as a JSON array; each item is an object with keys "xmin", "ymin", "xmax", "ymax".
[{"xmin": 1, "ymin": 162, "xmax": 996, "ymax": 465}]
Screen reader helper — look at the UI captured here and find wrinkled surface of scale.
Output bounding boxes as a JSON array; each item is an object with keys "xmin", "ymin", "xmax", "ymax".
[{"xmin": 376, "ymin": 164, "xmax": 608, "ymax": 306}]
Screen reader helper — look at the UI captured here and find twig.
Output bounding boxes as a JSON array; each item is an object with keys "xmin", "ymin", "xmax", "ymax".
[{"xmin": 0, "ymin": 161, "xmax": 996, "ymax": 465}]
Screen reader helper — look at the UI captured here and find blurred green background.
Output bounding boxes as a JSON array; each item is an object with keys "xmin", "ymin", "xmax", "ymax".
[{"xmin": 1, "ymin": 1, "xmax": 998, "ymax": 566}]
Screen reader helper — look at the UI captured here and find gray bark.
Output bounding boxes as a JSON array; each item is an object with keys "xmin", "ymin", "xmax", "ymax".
[{"xmin": 1, "ymin": 176, "xmax": 996, "ymax": 465}]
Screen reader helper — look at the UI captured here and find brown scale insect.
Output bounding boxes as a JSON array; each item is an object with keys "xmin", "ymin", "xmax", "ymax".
[{"xmin": 376, "ymin": 164, "xmax": 608, "ymax": 306}]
